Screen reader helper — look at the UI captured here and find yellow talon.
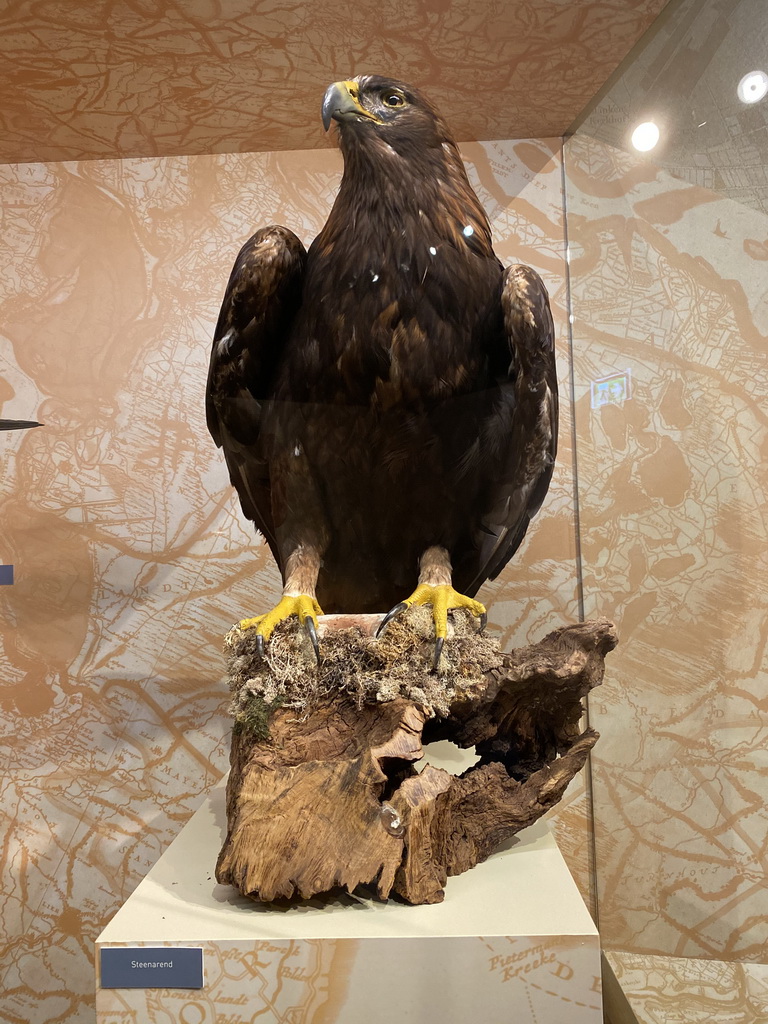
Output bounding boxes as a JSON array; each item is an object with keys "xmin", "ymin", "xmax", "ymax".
[
  {"xmin": 239, "ymin": 594, "xmax": 324, "ymax": 653},
  {"xmin": 401, "ymin": 583, "xmax": 486, "ymax": 638},
  {"xmin": 377, "ymin": 583, "xmax": 486, "ymax": 671}
]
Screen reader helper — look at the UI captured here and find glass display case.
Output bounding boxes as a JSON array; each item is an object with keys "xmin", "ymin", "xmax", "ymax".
[
  {"xmin": 564, "ymin": 0, "xmax": 768, "ymax": 1010},
  {"xmin": 1, "ymin": 0, "xmax": 766, "ymax": 1021}
]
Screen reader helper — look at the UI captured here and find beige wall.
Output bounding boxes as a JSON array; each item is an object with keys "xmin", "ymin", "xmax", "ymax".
[
  {"xmin": 0, "ymin": 138, "xmax": 584, "ymax": 1024},
  {"xmin": 565, "ymin": 132, "xmax": 768, "ymax": 962}
]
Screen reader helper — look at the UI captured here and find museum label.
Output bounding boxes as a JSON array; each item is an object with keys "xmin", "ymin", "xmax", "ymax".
[{"xmin": 100, "ymin": 946, "xmax": 204, "ymax": 988}]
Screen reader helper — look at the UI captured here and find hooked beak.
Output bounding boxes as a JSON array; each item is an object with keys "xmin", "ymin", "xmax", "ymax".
[{"xmin": 321, "ymin": 80, "xmax": 382, "ymax": 131}]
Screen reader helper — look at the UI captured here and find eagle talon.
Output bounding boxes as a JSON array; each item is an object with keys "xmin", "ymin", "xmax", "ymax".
[
  {"xmin": 478, "ymin": 611, "xmax": 487, "ymax": 633},
  {"xmin": 379, "ymin": 582, "xmax": 486, "ymax": 666},
  {"xmin": 238, "ymin": 593, "xmax": 323, "ymax": 659},
  {"xmin": 376, "ymin": 602, "xmax": 408, "ymax": 637},
  {"xmin": 432, "ymin": 636, "xmax": 445, "ymax": 673},
  {"xmin": 304, "ymin": 617, "xmax": 320, "ymax": 661}
]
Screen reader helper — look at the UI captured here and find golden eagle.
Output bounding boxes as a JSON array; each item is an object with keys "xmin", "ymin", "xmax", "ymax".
[{"xmin": 206, "ymin": 76, "xmax": 557, "ymax": 667}]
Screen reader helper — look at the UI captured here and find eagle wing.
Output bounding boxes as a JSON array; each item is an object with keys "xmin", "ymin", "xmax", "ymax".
[
  {"xmin": 206, "ymin": 226, "xmax": 307, "ymax": 570},
  {"xmin": 458, "ymin": 264, "xmax": 558, "ymax": 594}
]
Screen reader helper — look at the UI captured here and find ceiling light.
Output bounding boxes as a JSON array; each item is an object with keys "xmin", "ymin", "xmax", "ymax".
[
  {"xmin": 630, "ymin": 121, "xmax": 660, "ymax": 152},
  {"xmin": 737, "ymin": 70, "xmax": 768, "ymax": 104}
]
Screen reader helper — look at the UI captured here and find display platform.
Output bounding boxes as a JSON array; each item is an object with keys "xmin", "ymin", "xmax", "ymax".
[{"xmin": 95, "ymin": 744, "xmax": 602, "ymax": 1023}]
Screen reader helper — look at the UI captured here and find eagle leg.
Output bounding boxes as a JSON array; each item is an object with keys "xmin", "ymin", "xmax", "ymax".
[
  {"xmin": 239, "ymin": 545, "xmax": 324, "ymax": 660},
  {"xmin": 376, "ymin": 546, "xmax": 486, "ymax": 671}
]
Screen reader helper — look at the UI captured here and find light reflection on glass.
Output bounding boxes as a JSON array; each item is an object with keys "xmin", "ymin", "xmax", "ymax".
[
  {"xmin": 630, "ymin": 121, "xmax": 660, "ymax": 152},
  {"xmin": 737, "ymin": 70, "xmax": 768, "ymax": 104}
]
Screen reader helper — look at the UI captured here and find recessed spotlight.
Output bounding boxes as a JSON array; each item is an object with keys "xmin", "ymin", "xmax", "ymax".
[
  {"xmin": 631, "ymin": 121, "xmax": 660, "ymax": 152},
  {"xmin": 737, "ymin": 70, "xmax": 768, "ymax": 104}
]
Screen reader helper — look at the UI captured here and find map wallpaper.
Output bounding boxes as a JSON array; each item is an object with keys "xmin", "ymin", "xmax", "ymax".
[
  {"xmin": 607, "ymin": 950, "xmax": 768, "ymax": 1024},
  {"xmin": 565, "ymin": 132, "xmax": 768, "ymax": 963},
  {"xmin": 0, "ymin": 138, "xmax": 585, "ymax": 1024},
  {"xmin": 0, "ymin": 0, "xmax": 672, "ymax": 163}
]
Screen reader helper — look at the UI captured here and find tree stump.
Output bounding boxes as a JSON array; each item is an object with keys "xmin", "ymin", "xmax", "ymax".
[{"xmin": 216, "ymin": 610, "xmax": 617, "ymax": 905}]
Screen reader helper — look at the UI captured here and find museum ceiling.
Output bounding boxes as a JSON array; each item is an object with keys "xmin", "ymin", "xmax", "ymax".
[{"xmin": 0, "ymin": 0, "xmax": 672, "ymax": 164}]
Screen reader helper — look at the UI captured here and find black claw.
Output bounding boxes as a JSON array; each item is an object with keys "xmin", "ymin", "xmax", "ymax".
[
  {"xmin": 432, "ymin": 636, "xmax": 445, "ymax": 673},
  {"xmin": 376, "ymin": 602, "xmax": 408, "ymax": 637},
  {"xmin": 478, "ymin": 612, "xmax": 487, "ymax": 633},
  {"xmin": 304, "ymin": 617, "xmax": 320, "ymax": 661},
  {"xmin": 255, "ymin": 633, "xmax": 265, "ymax": 659}
]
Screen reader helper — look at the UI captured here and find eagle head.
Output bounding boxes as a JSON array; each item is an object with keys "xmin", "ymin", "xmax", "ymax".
[
  {"xmin": 319, "ymin": 75, "xmax": 493, "ymax": 258},
  {"xmin": 321, "ymin": 75, "xmax": 454, "ymax": 159}
]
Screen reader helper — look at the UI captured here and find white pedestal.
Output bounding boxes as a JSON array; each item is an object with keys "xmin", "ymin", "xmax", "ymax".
[{"xmin": 96, "ymin": 751, "xmax": 601, "ymax": 1023}]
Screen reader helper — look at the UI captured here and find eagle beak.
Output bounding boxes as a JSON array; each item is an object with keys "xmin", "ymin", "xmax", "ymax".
[{"xmin": 322, "ymin": 80, "xmax": 381, "ymax": 131}]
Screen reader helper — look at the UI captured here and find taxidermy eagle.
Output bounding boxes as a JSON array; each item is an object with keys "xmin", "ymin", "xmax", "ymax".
[{"xmin": 206, "ymin": 76, "xmax": 557, "ymax": 667}]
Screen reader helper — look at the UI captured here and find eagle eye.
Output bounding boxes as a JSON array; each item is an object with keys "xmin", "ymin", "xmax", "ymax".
[{"xmin": 382, "ymin": 92, "xmax": 405, "ymax": 108}]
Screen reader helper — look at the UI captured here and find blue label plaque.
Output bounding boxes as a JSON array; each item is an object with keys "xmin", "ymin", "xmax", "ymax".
[
  {"xmin": 100, "ymin": 946, "xmax": 204, "ymax": 989},
  {"xmin": 0, "ymin": 565, "xmax": 13, "ymax": 585}
]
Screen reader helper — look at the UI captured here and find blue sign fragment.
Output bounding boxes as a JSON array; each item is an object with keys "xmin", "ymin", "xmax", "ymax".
[
  {"xmin": 591, "ymin": 370, "xmax": 632, "ymax": 409},
  {"xmin": 100, "ymin": 946, "xmax": 204, "ymax": 989}
]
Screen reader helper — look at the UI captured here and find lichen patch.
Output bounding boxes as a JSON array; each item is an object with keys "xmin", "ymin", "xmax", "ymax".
[{"xmin": 225, "ymin": 605, "xmax": 504, "ymax": 732}]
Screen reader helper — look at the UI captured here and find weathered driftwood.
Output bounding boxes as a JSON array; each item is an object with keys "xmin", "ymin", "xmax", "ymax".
[{"xmin": 216, "ymin": 613, "xmax": 617, "ymax": 905}]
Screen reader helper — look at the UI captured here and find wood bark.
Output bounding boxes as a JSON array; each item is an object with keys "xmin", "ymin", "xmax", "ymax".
[{"xmin": 216, "ymin": 617, "xmax": 617, "ymax": 904}]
